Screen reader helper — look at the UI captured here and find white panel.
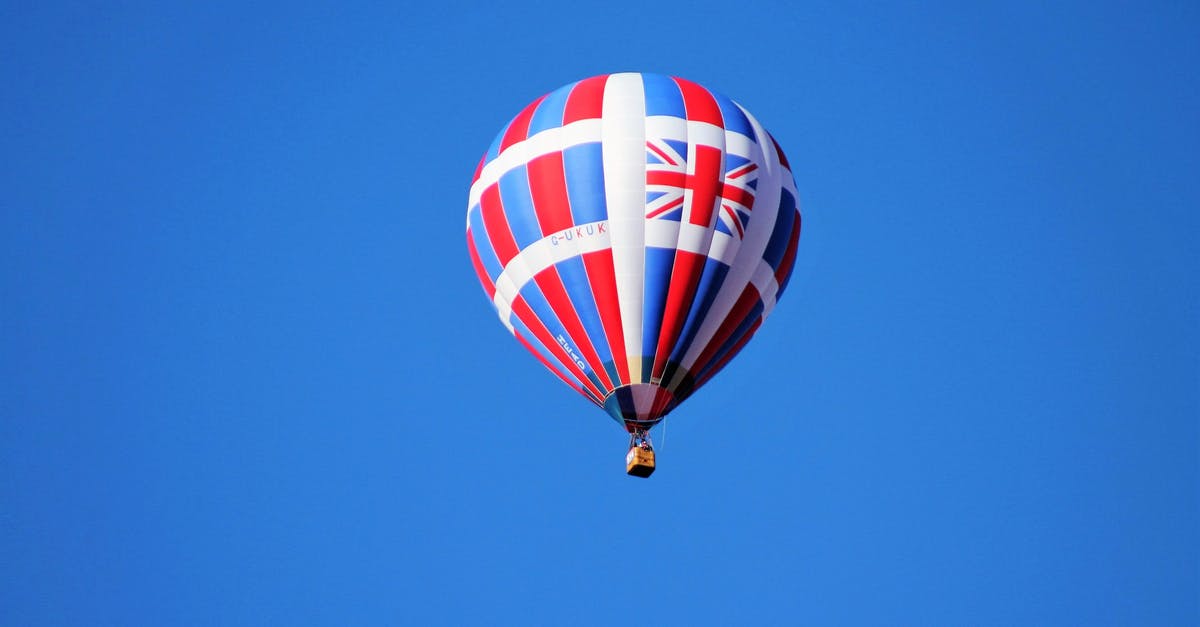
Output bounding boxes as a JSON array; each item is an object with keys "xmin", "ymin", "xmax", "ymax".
[
  {"xmin": 601, "ymin": 73, "xmax": 648, "ymax": 382},
  {"xmin": 630, "ymin": 383, "xmax": 659, "ymax": 418},
  {"xmin": 706, "ymin": 229, "xmax": 738, "ymax": 266},
  {"xmin": 749, "ymin": 259, "xmax": 780, "ymax": 315},
  {"xmin": 680, "ymin": 105, "xmax": 784, "ymax": 371},
  {"xmin": 492, "ymin": 219, "xmax": 612, "ymax": 327},
  {"xmin": 644, "ymin": 115, "xmax": 687, "ymax": 139},
  {"xmin": 468, "ymin": 119, "xmax": 603, "ymax": 209},
  {"xmin": 643, "ymin": 221, "xmax": 732, "ymax": 258}
]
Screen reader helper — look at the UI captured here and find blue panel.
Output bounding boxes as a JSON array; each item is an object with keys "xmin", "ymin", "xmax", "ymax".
[
  {"xmin": 642, "ymin": 73, "xmax": 686, "ymax": 118},
  {"xmin": 485, "ymin": 120, "xmax": 509, "ymax": 164},
  {"xmin": 603, "ymin": 387, "xmax": 637, "ymax": 423},
  {"xmin": 528, "ymin": 81, "xmax": 573, "ymax": 136},
  {"xmin": 668, "ymin": 258, "xmax": 730, "ymax": 366},
  {"xmin": 777, "ymin": 210, "xmax": 802, "ymax": 299},
  {"xmin": 468, "ymin": 205, "xmax": 503, "ymax": 281},
  {"xmin": 563, "ymin": 142, "xmax": 607, "ymax": 225},
  {"xmin": 696, "ymin": 299, "xmax": 765, "ymax": 380},
  {"xmin": 497, "ymin": 165, "xmax": 544, "ymax": 250},
  {"xmin": 657, "ymin": 207, "xmax": 684, "ymax": 222},
  {"xmin": 763, "ymin": 189, "xmax": 797, "ymax": 270},
  {"xmin": 665, "ymin": 140, "xmax": 688, "ymax": 159},
  {"xmin": 555, "ymin": 255, "xmax": 621, "ymax": 387},
  {"xmin": 714, "ymin": 93, "xmax": 754, "ymax": 138},
  {"xmin": 715, "ymin": 217, "xmax": 732, "ymax": 236},
  {"xmin": 646, "ymin": 191, "xmax": 669, "ymax": 203},
  {"xmin": 641, "ymin": 246, "xmax": 676, "ymax": 368},
  {"xmin": 518, "ymin": 280, "xmax": 606, "ymax": 392},
  {"xmin": 725, "ymin": 154, "xmax": 751, "ymax": 171}
]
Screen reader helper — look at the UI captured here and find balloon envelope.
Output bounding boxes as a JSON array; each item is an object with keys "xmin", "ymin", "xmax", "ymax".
[{"xmin": 466, "ymin": 72, "xmax": 800, "ymax": 431}]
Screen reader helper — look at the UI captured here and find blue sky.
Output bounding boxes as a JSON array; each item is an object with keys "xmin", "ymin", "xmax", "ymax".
[{"xmin": 2, "ymin": 1, "xmax": 1197, "ymax": 625}]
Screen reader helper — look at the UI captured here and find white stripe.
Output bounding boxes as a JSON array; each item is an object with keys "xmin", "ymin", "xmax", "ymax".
[
  {"xmin": 492, "ymin": 220, "xmax": 612, "ymax": 330},
  {"xmin": 468, "ymin": 119, "xmax": 603, "ymax": 210},
  {"xmin": 467, "ymin": 118, "xmax": 764, "ymax": 232},
  {"xmin": 680, "ymin": 105, "xmax": 784, "ymax": 372},
  {"xmin": 644, "ymin": 117, "xmax": 752, "ymax": 147},
  {"xmin": 645, "ymin": 222, "xmax": 736, "ymax": 262},
  {"xmin": 750, "ymin": 259, "xmax": 780, "ymax": 315},
  {"xmin": 602, "ymin": 73, "xmax": 648, "ymax": 382},
  {"xmin": 491, "ymin": 220, "xmax": 738, "ymax": 332}
]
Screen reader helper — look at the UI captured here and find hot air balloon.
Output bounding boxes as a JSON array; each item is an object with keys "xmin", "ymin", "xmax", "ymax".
[{"xmin": 465, "ymin": 73, "xmax": 801, "ymax": 477}]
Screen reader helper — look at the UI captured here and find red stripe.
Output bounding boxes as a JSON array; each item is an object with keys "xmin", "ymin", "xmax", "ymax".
[
  {"xmin": 674, "ymin": 77, "xmax": 724, "ymax": 127},
  {"xmin": 511, "ymin": 296, "xmax": 606, "ymax": 400},
  {"xmin": 648, "ymin": 386, "xmax": 674, "ymax": 421},
  {"xmin": 513, "ymin": 331, "xmax": 592, "ymax": 404},
  {"xmin": 691, "ymin": 285, "xmax": 760, "ymax": 374},
  {"xmin": 472, "ymin": 154, "xmax": 486, "ymax": 186},
  {"xmin": 651, "ymin": 250, "xmax": 706, "ymax": 379},
  {"xmin": 645, "ymin": 195, "xmax": 684, "ymax": 219},
  {"xmin": 526, "ymin": 151, "xmax": 573, "ymax": 235},
  {"xmin": 582, "ymin": 248, "xmax": 630, "ymax": 385},
  {"xmin": 563, "ymin": 75, "xmax": 608, "ymax": 124},
  {"xmin": 465, "ymin": 231, "xmax": 495, "ymax": 299},
  {"xmin": 774, "ymin": 213, "xmax": 802, "ymax": 285},
  {"xmin": 727, "ymin": 163, "xmax": 757, "ymax": 179},
  {"xmin": 500, "ymin": 95, "xmax": 546, "ymax": 152},
  {"xmin": 696, "ymin": 318, "xmax": 762, "ymax": 388},
  {"xmin": 647, "ymin": 171, "xmax": 684, "ymax": 187},
  {"xmin": 770, "ymin": 133, "xmax": 791, "ymax": 170},
  {"xmin": 646, "ymin": 140, "xmax": 678, "ymax": 166},
  {"xmin": 479, "ymin": 185, "xmax": 520, "ymax": 267},
  {"xmin": 532, "ymin": 268, "xmax": 616, "ymax": 391},
  {"xmin": 686, "ymin": 144, "xmax": 724, "ymax": 227},
  {"xmin": 722, "ymin": 205, "xmax": 744, "ymax": 238},
  {"xmin": 721, "ymin": 183, "xmax": 755, "ymax": 209}
]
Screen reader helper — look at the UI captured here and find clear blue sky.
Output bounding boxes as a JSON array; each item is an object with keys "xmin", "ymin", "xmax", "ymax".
[{"xmin": 2, "ymin": 1, "xmax": 1197, "ymax": 625}]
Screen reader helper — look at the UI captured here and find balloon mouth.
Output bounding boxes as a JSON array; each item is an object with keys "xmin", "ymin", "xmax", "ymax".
[{"xmin": 603, "ymin": 383, "xmax": 676, "ymax": 430}]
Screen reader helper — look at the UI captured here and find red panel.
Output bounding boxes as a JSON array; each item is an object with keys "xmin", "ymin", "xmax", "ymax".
[
  {"xmin": 582, "ymin": 248, "xmax": 630, "ymax": 385},
  {"xmin": 674, "ymin": 76, "xmax": 724, "ymax": 127},
  {"xmin": 720, "ymin": 183, "xmax": 755, "ymax": 209},
  {"xmin": 696, "ymin": 318, "xmax": 762, "ymax": 388},
  {"xmin": 563, "ymin": 75, "xmax": 609, "ymax": 124},
  {"xmin": 465, "ymin": 231, "xmax": 495, "ymax": 299},
  {"xmin": 513, "ymin": 331, "xmax": 591, "ymax": 403},
  {"xmin": 511, "ymin": 296, "xmax": 606, "ymax": 401},
  {"xmin": 688, "ymin": 144, "xmax": 724, "ymax": 227},
  {"xmin": 532, "ymin": 268, "xmax": 615, "ymax": 391},
  {"xmin": 500, "ymin": 95, "xmax": 546, "ymax": 153},
  {"xmin": 646, "ymin": 170, "xmax": 684, "ymax": 188},
  {"xmin": 770, "ymin": 133, "xmax": 791, "ymax": 170},
  {"xmin": 691, "ymin": 285, "xmax": 760, "ymax": 374},
  {"xmin": 526, "ymin": 151, "xmax": 574, "ymax": 235},
  {"xmin": 648, "ymin": 386, "xmax": 675, "ymax": 421},
  {"xmin": 651, "ymin": 250, "xmax": 706, "ymax": 379},
  {"xmin": 471, "ymin": 154, "xmax": 486, "ymax": 186},
  {"xmin": 479, "ymin": 185, "xmax": 520, "ymax": 267}
]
